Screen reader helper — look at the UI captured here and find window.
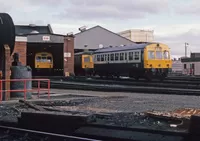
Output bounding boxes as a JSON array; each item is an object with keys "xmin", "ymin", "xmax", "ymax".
[
  {"xmin": 120, "ymin": 53, "xmax": 124, "ymax": 61},
  {"xmin": 101, "ymin": 55, "xmax": 104, "ymax": 61},
  {"xmin": 148, "ymin": 51, "xmax": 155, "ymax": 59},
  {"xmin": 36, "ymin": 56, "xmax": 41, "ymax": 62},
  {"xmin": 84, "ymin": 56, "xmax": 90, "ymax": 62},
  {"xmin": 111, "ymin": 54, "xmax": 114, "ymax": 61},
  {"xmin": 135, "ymin": 52, "xmax": 139, "ymax": 60},
  {"xmin": 47, "ymin": 56, "xmax": 52, "ymax": 62},
  {"xmin": 156, "ymin": 51, "xmax": 162, "ymax": 59},
  {"xmin": 115, "ymin": 53, "xmax": 119, "ymax": 61},
  {"xmin": 41, "ymin": 57, "xmax": 46, "ymax": 62},
  {"xmin": 163, "ymin": 51, "xmax": 170, "ymax": 59},
  {"xmin": 107, "ymin": 54, "xmax": 110, "ymax": 61},
  {"xmin": 105, "ymin": 54, "xmax": 107, "ymax": 61},
  {"xmin": 184, "ymin": 64, "xmax": 186, "ymax": 69},
  {"xmin": 129, "ymin": 52, "xmax": 133, "ymax": 60},
  {"xmin": 125, "ymin": 53, "xmax": 127, "ymax": 60},
  {"xmin": 97, "ymin": 55, "xmax": 100, "ymax": 61}
]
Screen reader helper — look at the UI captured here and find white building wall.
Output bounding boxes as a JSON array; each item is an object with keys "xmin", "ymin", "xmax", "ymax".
[
  {"xmin": 182, "ymin": 62, "xmax": 200, "ymax": 75},
  {"xmin": 118, "ymin": 29, "xmax": 154, "ymax": 42}
]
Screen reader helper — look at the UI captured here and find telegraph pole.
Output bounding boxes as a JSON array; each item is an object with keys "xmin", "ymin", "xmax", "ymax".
[{"xmin": 185, "ymin": 42, "xmax": 189, "ymax": 57}]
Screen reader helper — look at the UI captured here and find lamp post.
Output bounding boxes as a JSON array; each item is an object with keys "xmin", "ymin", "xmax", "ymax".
[{"xmin": 185, "ymin": 42, "xmax": 189, "ymax": 57}]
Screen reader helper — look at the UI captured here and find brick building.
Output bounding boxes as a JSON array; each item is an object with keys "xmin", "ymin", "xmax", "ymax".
[{"xmin": 13, "ymin": 24, "xmax": 74, "ymax": 76}]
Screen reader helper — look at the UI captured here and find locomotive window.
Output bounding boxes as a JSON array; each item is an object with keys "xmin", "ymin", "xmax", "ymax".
[
  {"xmin": 115, "ymin": 53, "xmax": 119, "ymax": 61},
  {"xmin": 120, "ymin": 53, "xmax": 124, "ymax": 61},
  {"xmin": 47, "ymin": 56, "xmax": 52, "ymax": 62},
  {"xmin": 84, "ymin": 57, "xmax": 90, "ymax": 62},
  {"xmin": 129, "ymin": 52, "xmax": 133, "ymax": 60},
  {"xmin": 125, "ymin": 53, "xmax": 127, "ymax": 60},
  {"xmin": 101, "ymin": 55, "xmax": 104, "ymax": 61},
  {"xmin": 111, "ymin": 54, "xmax": 114, "ymax": 61},
  {"xmin": 97, "ymin": 55, "xmax": 100, "ymax": 61},
  {"xmin": 148, "ymin": 51, "xmax": 155, "ymax": 59},
  {"xmin": 135, "ymin": 52, "xmax": 139, "ymax": 60},
  {"xmin": 36, "ymin": 56, "xmax": 41, "ymax": 62},
  {"xmin": 163, "ymin": 51, "xmax": 170, "ymax": 59},
  {"xmin": 156, "ymin": 51, "xmax": 162, "ymax": 59}
]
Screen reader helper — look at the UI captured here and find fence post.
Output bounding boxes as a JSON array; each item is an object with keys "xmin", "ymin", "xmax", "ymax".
[{"xmin": 24, "ymin": 80, "xmax": 27, "ymax": 100}]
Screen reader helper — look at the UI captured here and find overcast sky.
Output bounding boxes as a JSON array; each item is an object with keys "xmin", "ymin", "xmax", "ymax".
[{"xmin": 1, "ymin": 0, "xmax": 200, "ymax": 57}]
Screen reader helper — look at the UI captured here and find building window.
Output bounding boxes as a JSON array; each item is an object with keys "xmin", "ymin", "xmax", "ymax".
[
  {"xmin": 107, "ymin": 54, "xmax": 110, "ymax": 61},
  {"xmin": 120, "ymin": 53, "xmax": 124, "ymax": 61},
  {"xmin": 111, "ymin": 54, "xmax": 114, "ymax": 61},
  {"xmin": 105, "ymin": 54, "xmax": 107, "ymax": 61},
  {"xmin": 135, "ymin": 52, "xmax": 139, "ymax": 60},
  {"xmin": 129, "ymin": 52, "xmax": 133, "ymax": 60},
  {"xmin": 115, "ymin": 53, "xmax": 119, "ymax": 61}
]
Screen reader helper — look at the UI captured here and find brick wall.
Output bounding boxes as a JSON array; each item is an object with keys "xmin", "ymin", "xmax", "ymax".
[
  {"xmin": 11, "ymin": 36, "xmax": 27, "ymax": 66},
  {"xmin": 63, "ymin": 35, "xmax": 74, "ymax": 76}
]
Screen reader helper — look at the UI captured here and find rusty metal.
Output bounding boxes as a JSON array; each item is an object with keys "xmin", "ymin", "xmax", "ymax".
[{"xmin": 145, "ymin": 108, "xmax": 200, "ymax": 120}]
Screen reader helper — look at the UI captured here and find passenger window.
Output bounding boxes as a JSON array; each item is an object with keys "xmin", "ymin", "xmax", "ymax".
[
  {"xmin": 107, "ymin": 54, "xmax": 110, "ymax": 61},
  {"xmin": 156, "ymin": 51, "xmax": 162, "ymax": 59},
  {"xmin": 115, "ymin": 53, "xmax": 119, "ymax": 61},
  {"xmin": 135, "ymin": 52, "xmax": 139, "ymax": 60},
  {"xmin": 129, "ymin": 52, "xmax": 133, "ymax": 60},
  {"xmin": 97, "ymin": 55, "xmax": 100, "ymax": 61},
  {"xmin": 111, "ymin": 54, "xmax": 114, "ymax": 61},
  {"xmin": 120, "ymin": 53, "xmax": 124, "ymax": 61},
  {"xmin": 184, "ymin": 64, "xmax": 186, "ymax": 69},
  {"xmin": 101, "ymin": 55, "xmax": 104, "ymax": 61},
  {"xmin": 148, "ymin": 51, "xmax": 155, "ymax": 59},
  {"xmin": 163, "ymin": 51, "xmax": 170, "ymax": 59}
]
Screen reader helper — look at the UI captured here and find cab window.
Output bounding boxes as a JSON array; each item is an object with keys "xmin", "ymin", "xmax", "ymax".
[
  {"xmin": 47, "ymin": 56, "xmax": 52, "ymax": 62},
  {"xmin": 156, "ymin": 51, "xmax": 162, "ymax": 59},
  {"xmin": 163, "ymin": 51, "xmax": 170, "ymax": 59},
  {"xmin": 36, "ymin": 56, "xmax": 41, "ymax": 62},
  {"xmin": 148, "ymin": 51, "xmax": 155, "ymax": 59}
]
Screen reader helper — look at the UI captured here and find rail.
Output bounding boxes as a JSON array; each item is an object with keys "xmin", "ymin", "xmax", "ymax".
[{"xmin": 0, "ymin": 79, "xmax": 50, "ymax": 101}]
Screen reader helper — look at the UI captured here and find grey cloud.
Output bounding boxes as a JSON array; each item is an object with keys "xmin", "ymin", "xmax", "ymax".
[
  {"xmin": 155, "ymin": 29, "xmax": 200, "ymax": 55},
  {"xmin": 175, "ymin": 1, "xmax": 200, "ymax": 15},
  {"xmin": 57, "ymin": 0, "xmax": 169, "ymax": 20}
]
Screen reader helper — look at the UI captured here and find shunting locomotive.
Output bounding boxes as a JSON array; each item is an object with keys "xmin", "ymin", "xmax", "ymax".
[
  {"xmin": 93, "ymin": 43, "xmax": 172, "ymax": 80},
  {"xmin": 74, "ymin": 51, "xmax": 94, "ymax": 76}
]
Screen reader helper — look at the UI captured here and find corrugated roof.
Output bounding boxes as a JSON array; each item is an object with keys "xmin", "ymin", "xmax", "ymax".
[
  {"xmin": 94, "ymin": 43, "xmax": 149, "ymax": 53},
  {"xmin": 15, "ymin": 24, "xmax": 53, "ymax": 35}
]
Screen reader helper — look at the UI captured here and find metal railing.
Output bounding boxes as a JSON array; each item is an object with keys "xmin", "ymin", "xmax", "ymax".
[{"xmin": 0, "ymin": 79, "xmax": 50, "ymax": 101}]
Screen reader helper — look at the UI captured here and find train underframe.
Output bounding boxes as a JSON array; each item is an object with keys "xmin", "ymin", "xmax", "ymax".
[{"xmin": 93, "ymin": 67, "xmax": 169, "ymax": 81}]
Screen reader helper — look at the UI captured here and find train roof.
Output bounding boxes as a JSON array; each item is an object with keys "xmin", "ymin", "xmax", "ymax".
[
  {"xmin": 94, "ymin": 43, "xmax": 150, "ymax": 54},
  {"xmin": 75, "ymin": 51, "xmax": 94, "ymax": 55}
]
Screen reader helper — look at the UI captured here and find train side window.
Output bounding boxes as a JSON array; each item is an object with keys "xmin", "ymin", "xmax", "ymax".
[
  {"xmin": 97, "ymin": 55, "xmax": 100, "ymax": 61},
  {"xmin": 120, "ymin": 53, "xmax": 124, "ymax": 61},
  {"xmin": 101, "ymin": 54, "xmax": 104, "ymax": 61},
  {"xmin": 125, "ymin": 53, "xmax": 127, "ymax": 60},
  {"xmin": 129, "ymin": 52, "xmax": 133, "ymax": 60},
  {"xmin": 115, "ymin": 53, "xmax": 119, "ymax": 61},
  {"xmin": 184, "ymin": 64, "xmax": 186, "ymax": 69},
  {"xmin": 111, "ymin": 54, "xmax": 114, "ymax": 61},
  {"xmin": 148, "ymin": 51, "xmax": 155, "ymax": 59},
  {"xmin": 135, "ymin": 52, "xmax": 139, "ymax": 60}
]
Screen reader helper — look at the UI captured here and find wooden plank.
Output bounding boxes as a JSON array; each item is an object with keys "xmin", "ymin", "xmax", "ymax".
[{"xmin": 4, "ymin": 44, "xmax": 10, "ymax": 101}]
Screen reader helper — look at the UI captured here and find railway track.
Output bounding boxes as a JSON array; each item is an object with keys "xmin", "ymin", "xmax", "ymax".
[{"xmin": 0, "ymin": 125, "xmax": 101, "ymax": 141}]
